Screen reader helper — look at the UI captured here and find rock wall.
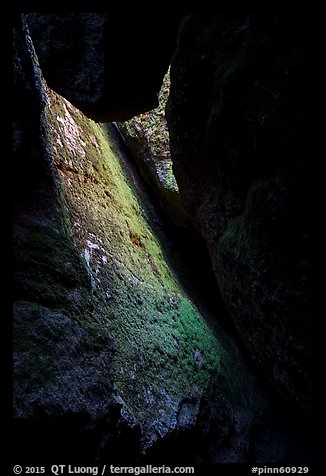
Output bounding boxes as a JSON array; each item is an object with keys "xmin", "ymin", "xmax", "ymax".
[
  {"xmin": 167, "ymin": 13, "xmax": 313, "ymax": 416},
  {"xmin": 12, "ymin": 15, "xmax": 312, "ymax": 464},
  {"xmin": 13, "ymin": 15, "xmax": 117, "ymax": 461}
]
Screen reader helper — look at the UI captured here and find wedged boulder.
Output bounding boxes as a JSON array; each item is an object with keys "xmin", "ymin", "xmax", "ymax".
[
  {"xmin": 26, "ymin": 11, "xmax": 182, "ymax": 121},
  {"xmin": 12, "ymin": 14, "xmax": 312, "ymax": 464},
  {"xmin": 12, "ymin": 16, "xmax": 232, "ymax": 460}
]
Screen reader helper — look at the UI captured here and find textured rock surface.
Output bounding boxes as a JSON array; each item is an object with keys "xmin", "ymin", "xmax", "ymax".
[
  {"xmin": 167, "ymin": 13, "xmax": 313, "ymax": 415},
  {"xmin": 117, "ymin": 70, "xmax": 186, "ymax": 227},
  {"xmin": 13, "ymin": 16, "xmax": 118, "ymax": 461},
  {"xmin": 26, "ymin": 11, "xmax": 182, "ymax": 121},
  {"xmin": 12, "ymin": 16, "xmax": 312, "ymax": 464}
]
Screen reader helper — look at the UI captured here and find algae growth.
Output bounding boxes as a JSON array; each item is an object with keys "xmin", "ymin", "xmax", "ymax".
[{"xmin": 38, "ymin": 85, "xmax": 224, "ymax": 446}]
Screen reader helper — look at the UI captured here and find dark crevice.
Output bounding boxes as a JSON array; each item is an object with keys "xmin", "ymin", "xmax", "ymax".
[
  {"xmin": 12, "ymin": 12, "xmax": 313, "ymax": 466},
  {"xmin": 105, "ymin": 123, "xmax": 313, "ymax": 429},
  {"xmin": 106, "ymin": 123, "xmax": 233, "ymax": 332}
]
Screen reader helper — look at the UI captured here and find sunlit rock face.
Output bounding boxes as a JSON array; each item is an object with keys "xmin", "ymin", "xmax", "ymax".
[
  {"xmin": 27, "ymin": 14, "xmax": 314, "ymax": 417},
  {"xmin": 26, "ymin": 11, "xmax": 182, "ymax": 121},
  {"xmin": 167, "ymin": 13, "xmax": 313, "ymax": 416},
  {"xmin": 116, "ymin": 69, "xmax": 187, "ymax": 228},
  {"xmin": 12, "ymin": 14, "xmax": 312, "ymax": 465}
]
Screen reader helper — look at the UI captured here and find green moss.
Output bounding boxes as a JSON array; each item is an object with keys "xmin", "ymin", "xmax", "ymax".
[
  {"xmin": 14, "ymin": 85, "xmax": 227, "ymax": 429},
  {"xmin": 106, "ymin": 291, "xmax": 221, "ymax": 416}
]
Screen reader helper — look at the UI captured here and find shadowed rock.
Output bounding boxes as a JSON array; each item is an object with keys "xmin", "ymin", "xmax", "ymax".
[
  {"xmin": 167, "ymin": 13, "xmax": 313, "ymax": 415},
  {"xmin": 26, "ymin": 11, "xmax": 182, "ymax": 121}
]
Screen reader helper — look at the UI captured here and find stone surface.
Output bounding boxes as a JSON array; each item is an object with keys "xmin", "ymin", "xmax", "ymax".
[
  {"xmin": 13, "ymin": 16, "xmax": 119, "ymax": 461},
  {"xmin": 12, "ymin": 17, "xmax": 229, "ymax": 460},
  {"xmin": 12, "ymin": 14, "xmax": 313, "ymax": 464},
  {"xmin": 116, "ymin": 69, "xmax": 187, "ymax": 227},
  {"xmin": 26, "ymin": 11, "xmax": 182, "ymax": 121},
  {"xmin": 167, "ymin": 13, "xmax": 313, "ymax": 415}
]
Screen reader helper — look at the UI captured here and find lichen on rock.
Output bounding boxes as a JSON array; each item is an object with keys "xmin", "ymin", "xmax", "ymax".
[
  {"xmin": 13, "ymin": 25, "xmax": 225, "ymax": 452},
  {"xmin": 42, "ymin": 85, "xmax": 226, "ymax": 450},
  {"xmin": 116, "ymin": 69, "xmax": 186, "ymax": 227},
  {"xmin": 13, "ymin": 14, "xmax": 313, "ymax": 464},
  {"xmin": 118, "ymin": 70, "xmax": 176, "ymax": 189}
]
